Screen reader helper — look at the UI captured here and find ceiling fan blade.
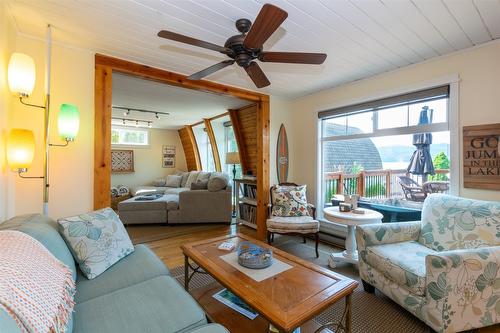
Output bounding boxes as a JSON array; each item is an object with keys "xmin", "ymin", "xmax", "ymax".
[
  {"xmin": 158, "ymin": 30, "xmax": 230, "ymax": 53},
  {"xmin": 259, "ymin": 52, "xmax": 327, "ymax": 64},
  {"xmin": 243, "ymin": 4, "xmax": 288, "ymax": 49},
  {"xmin": 244, "ymin": 62, "xmax": 270, "ymax": 88},
  {"xmin": 187, "ymin": 60, "xmax": 235, "ymax": 80}
]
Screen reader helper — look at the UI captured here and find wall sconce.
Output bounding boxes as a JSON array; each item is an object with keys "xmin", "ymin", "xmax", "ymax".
[
  {"xmin": 57, "ymin": 104, "xmax": 80, "ymax": 143},
  {"xmin": 8, "ymin": 53, "xmax": 36, "ymax": 97},
  {"xmin": 6, "ymin": 129, "xmax": 36, "ymax": 174}
]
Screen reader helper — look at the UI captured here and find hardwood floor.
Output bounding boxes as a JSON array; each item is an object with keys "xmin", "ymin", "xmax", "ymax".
[{"xmin": 140, "ymin": 223, "xmax": 498, "ymax": 333}]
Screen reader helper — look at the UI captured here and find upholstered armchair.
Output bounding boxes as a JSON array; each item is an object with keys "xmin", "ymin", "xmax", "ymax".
[{"xmin": 356, "ymin": 194, "xmax": 500, "ymax": 332}]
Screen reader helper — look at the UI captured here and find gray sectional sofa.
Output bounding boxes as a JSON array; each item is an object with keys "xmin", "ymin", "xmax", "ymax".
[
  {"xmin": 0, "ymin": 214, "xmax": 228, "ymax": 333},
  {"xmin": 119, "ymin": 171, "xmax": 232, "ymax": 225}
]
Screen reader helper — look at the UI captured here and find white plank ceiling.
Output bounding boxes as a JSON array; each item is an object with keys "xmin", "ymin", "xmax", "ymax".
[{"xmin": 6, "ymin": 0, "xmax": 500, "ymax": 98}]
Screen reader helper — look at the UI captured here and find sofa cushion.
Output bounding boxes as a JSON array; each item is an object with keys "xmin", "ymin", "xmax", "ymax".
[
  {"xmin": 73, "ymin": 276, "xmax": 207, "ymax": 333},
  {"xmin": 0, "ymin": 214, "xmax": 77, "ymax": 281},
  {"xmin": 152, "ymin": 178, "xmax": 167, "ymax": 187},
  {"xmin": 208, "ymin": 173, "xmax": 229, "ymax": 192},
  {"xmin": 185, "ymin": 171, "xmax": 200, "ymax": 188},
  {"xmin": 418, "ymin": 194, "xmax": 500, "ymax": 251},
  {"xmin": 196, "ymin": 172, "xmax": 211, "ymax": 183},
  {"xmin": 365, "ymin": 241, "xmax": 436, "ymax": 296},
  {"xmin": 180, "ymin": 172, "xmax": 190, "ymax": 187},
  {"xmin": 58, "ymin": 208, "xmax": 134, "ymax": 280},
  {"xmin": 75, "ymin": 244, "xmax": 170, "ymax": 303},
  {"xmin": 165, "ymin": 187, "xmax": 190, "ymax": 195},
  {"xmin": 166, "ymin": 175, "xmax": 182, "ymax": 188},
  {"xmin": 191, "ymin": 180, "xmax": 208, "ymax": 190}
]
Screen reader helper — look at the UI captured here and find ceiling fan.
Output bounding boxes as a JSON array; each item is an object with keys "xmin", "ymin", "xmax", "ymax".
[{"xmin": 157, "ymin": 3, "xmax": 327, "ymax": 89}]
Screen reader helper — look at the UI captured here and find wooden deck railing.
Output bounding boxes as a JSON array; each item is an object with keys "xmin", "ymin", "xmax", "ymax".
[{"xmin": 324, "ymin": 169, "xmax": 450, "ymax": 202}]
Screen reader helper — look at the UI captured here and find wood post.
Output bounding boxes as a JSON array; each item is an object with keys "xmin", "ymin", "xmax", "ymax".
[
  {"xmin": 204, "ymin": 119, "xmax": 221, "ymax": 172},
  {"xmin": 256, "ymin": 100, "xmax": 270, "ymax": 241}
]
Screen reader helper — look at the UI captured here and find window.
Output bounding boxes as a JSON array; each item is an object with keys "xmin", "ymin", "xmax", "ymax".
[
  {"xmin": 318, "ymin": 85, "xmax": 451, "ymax": 217},
  {"xmin": 224, "ymin": 122, "xmax": 242, "ymax": 179},
  {"xmin": 111, "ymin": 126, "xmax": 149, "ymax": 146},
  {"xmin": 192, "ymin": 124, "xmax": 216, "ymax": 171}
]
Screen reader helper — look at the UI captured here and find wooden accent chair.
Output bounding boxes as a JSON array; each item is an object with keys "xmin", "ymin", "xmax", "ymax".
[
  {"xmin": 397, "ymin": 176, "xmax": 427, "ymax": 202},
  {"xmin": 267, "ymin": 183, "xmax": 320, "ymax": 258}
]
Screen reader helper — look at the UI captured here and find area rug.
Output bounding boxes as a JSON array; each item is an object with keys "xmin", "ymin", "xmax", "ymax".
[{"xmin": 169, "ymin": 236, "xmax": 429, "ymax": 333}]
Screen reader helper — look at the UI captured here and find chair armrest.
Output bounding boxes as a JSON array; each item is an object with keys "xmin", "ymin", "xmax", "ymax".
[
  {"xmin": 424, "ymin": 246, "xmax": 500, "ymax": 332},
  {"xmin": 355, "ymin": 221, "xmax": 421, "ymax": 250},
  {"xmin": 307, "ymin": 203, "xmax": 316, "ymax": 219}
]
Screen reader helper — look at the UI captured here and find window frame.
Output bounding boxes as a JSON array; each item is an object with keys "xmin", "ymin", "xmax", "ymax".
[{"xmin": 111, "ymin": 126, "xmax": 150, "ymax": 147}]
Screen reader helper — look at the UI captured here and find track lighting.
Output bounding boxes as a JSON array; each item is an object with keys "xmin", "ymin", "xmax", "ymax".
[
  {"xmin": 148, "ymin": 122, "xmax": 152, "ymax": 128},
  {"xmin": 155, "ymin": 113, "xmax": 160, "ymax": 119}
]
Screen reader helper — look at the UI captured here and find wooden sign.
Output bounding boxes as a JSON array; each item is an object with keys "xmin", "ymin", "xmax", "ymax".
[{"xmin": 463, "ymin": 123, "xmax": 500, "ymax": 190}]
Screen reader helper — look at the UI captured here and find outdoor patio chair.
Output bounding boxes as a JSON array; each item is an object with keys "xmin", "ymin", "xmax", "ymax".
[
  {"xmin": 267, "ymin": 182, "xmax": 320, "ymax": 257},
  {"xmin": 398, "ymin": 176, "xmax": 427, "ymax": 202}
]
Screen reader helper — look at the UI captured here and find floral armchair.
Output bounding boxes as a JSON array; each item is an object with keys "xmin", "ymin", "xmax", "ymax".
[{"xmin": 356, "ymin": 194, "xmax": 500, "ymax": 332}]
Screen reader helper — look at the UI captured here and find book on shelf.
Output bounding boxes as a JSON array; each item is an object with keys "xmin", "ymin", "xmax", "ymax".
[
  {"xmin": 241, "ymin": 183, "xmax": 257, "ymax": 199},
  {"xmin": 239, "ymin": 203, "xmax": 257, "ymax": 225}
]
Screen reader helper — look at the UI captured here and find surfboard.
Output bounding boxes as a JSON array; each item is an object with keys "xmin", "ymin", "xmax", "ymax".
[{"xmin": 276, "ymin": 124, "xmax": 289, "ymax": 184}]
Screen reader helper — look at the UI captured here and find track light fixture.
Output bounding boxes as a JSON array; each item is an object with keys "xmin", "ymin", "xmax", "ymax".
[{"xmin": 155, "ymin": 113, "xmax": 160, "ymax": 119}]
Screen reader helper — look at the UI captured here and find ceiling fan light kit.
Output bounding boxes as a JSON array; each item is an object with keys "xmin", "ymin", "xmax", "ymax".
[{"xmin": 157, "ymin": 3, "xmax": 327, "ymax": 89}]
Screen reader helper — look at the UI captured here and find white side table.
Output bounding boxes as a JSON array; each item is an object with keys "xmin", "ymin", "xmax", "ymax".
[{"xmin": 323, "ymin": 207, "xmax": 383, "ymax": 268}]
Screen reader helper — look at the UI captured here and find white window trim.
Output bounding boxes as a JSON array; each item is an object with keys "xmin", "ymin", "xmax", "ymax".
[{"xmin": 315, "ymin": 74, "xmax": 460, "ymax": 228}]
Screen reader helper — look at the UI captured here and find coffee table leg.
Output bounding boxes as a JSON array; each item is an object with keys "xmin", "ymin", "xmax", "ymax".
[
  {"xmin": 345, "ymin": 293, "xmax": 352, "ymax": 333},
  {"xmin": 184, "ymin": 254, "xmax": 189, "ymax": 291}
]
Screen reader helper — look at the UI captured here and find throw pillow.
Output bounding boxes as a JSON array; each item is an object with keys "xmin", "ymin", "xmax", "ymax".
[
  {"xmin": 165, "ymin": 175, "xmax": 182, "ymax": 188},
  {"xmin": 152, "ymin": 178, "xmax": 166, "ymax": 187},
  {"xmin": 190, "ymin": 180, "xmax": 208, "ymax": 190},
  {"xmin": 196, "ymin": 171, "xmax": 211, "ymax": 183},
  {"xmin": 57, "ymin": 208, "xmax": 134, "ymax": 280},
  {"xmin": 180, "ymin": 172, "xmax": 189, "ymax": 187},
  {"xmin": 208, "ymin": 173, "xmax": 229, "ymax": 192},
  {"xmin": 185, "ymin": 171, "xmax": 200, "ymax": 188},
  {"xmin": 271, "ymin": 185, "xmax": 310, "ymax": 217}
]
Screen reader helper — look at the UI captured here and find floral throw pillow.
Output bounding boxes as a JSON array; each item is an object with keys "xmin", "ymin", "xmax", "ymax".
[
  {"xmin": 58, "ymin": 208, "xmax": 134, "ymax": 279},
  {"xmin": 271, "ymin": 185, "xmax": 310, "ymax": 217}
]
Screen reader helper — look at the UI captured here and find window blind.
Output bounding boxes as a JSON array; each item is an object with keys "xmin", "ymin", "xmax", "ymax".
[{"xmin": 318, "ymin": 85, "xmax": 449, "ymax": 119}]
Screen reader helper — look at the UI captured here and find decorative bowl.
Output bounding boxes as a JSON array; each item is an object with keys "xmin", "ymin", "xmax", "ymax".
[{"xmin": 237, "ymin": 242, "xmax": 273, "ymax": 269}]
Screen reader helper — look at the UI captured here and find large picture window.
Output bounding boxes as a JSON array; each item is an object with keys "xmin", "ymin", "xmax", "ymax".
[{"xmin": 318, "ymin": 85, "xmax": 451, "ymax": 218}]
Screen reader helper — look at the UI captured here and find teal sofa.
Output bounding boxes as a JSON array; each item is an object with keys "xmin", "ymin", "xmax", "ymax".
[{"xmin": 0, "ymin": 214, "xmax": 228, "ymax": 333}]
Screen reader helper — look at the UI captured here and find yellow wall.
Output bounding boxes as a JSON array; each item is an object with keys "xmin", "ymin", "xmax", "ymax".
[
  {"xmin": 111, "ymin": 127, "xmax": 187, "ymax": 188},
  {"xmin": 0, "ymin": 3, "xmax": 16, "ymax": 220},
  {"xmin": 285, "ymin": 40, "xmax": 500, "ymax": 204},
  {"xmin": 6, "ymin": 33, "xmax": 94, "ymax": 219}
]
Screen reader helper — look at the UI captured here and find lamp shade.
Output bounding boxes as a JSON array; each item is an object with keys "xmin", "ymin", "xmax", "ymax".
[
  {"xmin": 58, "ymin": 104, "xmax": 80, "ymax": 141},
  {"xmin": 225, "ymin": 152, "xmax": 240, "ymax": 165},
  {"xmin": 7, "ymin": 129, "xmax": 35, "ymax": 171},
  {"xmin": 8, "ymin": 53, "xmax": 36, "ymax": 96}
]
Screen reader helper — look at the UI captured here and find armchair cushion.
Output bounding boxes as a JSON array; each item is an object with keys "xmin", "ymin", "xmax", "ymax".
[
  {"xmin": 365, "ymin": 241, "xmax": 437, "ymax": 296},
  {"xmin": 418, "ymin": 194, "xmax": 500, "ymax": 252},
  {"xmin": 266, "ymin": 215, "xmax": 319, "ymax": 234},
  {"xmin": 356, "ymin": 221, "xmax": 421, "ymax": 249}
]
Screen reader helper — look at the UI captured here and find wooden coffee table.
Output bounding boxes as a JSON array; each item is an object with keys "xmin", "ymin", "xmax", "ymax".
[{"xmin": 181, "ymin": 233, "xmax": 358, "ymax": 333}]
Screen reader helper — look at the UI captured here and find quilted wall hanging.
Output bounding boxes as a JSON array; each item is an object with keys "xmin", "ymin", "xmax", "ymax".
[{"xmin": 111, "ymin": 150, "xmax": 134, "ymax": 173}]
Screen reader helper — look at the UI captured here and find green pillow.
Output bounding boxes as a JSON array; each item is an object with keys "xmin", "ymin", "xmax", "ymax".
[{"xmin": 58, "ymin": 208, "xmax": 134, "ymax": 279}]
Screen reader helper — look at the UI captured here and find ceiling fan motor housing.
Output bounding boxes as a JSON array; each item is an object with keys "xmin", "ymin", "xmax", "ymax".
[{"xmin": 224, "ymin": 33, "xmax": 260, "ymax": 68}]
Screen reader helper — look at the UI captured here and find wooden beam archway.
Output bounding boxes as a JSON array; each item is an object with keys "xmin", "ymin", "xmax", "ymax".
[{"xmin": 94, "ymin": 54, "xmax": 270, "ymax": 240}]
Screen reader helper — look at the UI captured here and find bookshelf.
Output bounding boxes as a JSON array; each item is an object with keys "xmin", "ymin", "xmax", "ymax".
[{"xmin": 234, "ymin": 178, "xmax": 258, "ymax": 229}]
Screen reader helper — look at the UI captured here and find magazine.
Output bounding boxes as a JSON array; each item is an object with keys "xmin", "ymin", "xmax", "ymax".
[{"xmin": 212, "ymin": 289, "xmax": 259, "ymax": 320}]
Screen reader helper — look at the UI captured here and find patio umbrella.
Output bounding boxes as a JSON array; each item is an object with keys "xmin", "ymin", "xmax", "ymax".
[{"xmin": 407, "ymin": 106, "xmax": 435, "ymax": 181}]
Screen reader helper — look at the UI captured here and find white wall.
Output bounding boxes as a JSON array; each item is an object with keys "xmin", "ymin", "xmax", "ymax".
[
  {"xmin": 282, "ymin": 40, "xmax": 500, "ymax": 205},
  {"xmin": 111, "ymin": 127, "xmax": 186, "ymax": 187},
  {"xmin": 269, "ymin": 96, "xmax": 293, "ymax": 186}
]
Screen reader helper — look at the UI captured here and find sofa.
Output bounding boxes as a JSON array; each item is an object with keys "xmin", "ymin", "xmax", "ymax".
[
  {"xmin": 119, "ymin": 171, "xmax": 232, "ymax": 225},
  {"xmin": 0, "ymin": 214, "xmax": 228, "ymax": 333},
  {"xmin": 356, "ymin": 194, "xmax": 500, "ymax": 332}
]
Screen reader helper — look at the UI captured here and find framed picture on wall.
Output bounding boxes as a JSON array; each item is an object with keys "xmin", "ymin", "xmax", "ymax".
[
  {"xmin": 111, "ymin": 150, "xmax": 134, "ymax": 173},
  {"xmin": 162, "ymin": 145, "xmax": 175, "ymax": 168}
]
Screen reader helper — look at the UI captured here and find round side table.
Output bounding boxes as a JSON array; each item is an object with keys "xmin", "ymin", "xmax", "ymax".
[{"xmin": 323, "ymin": 207, "xmax": 383, "ymax": 268}]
